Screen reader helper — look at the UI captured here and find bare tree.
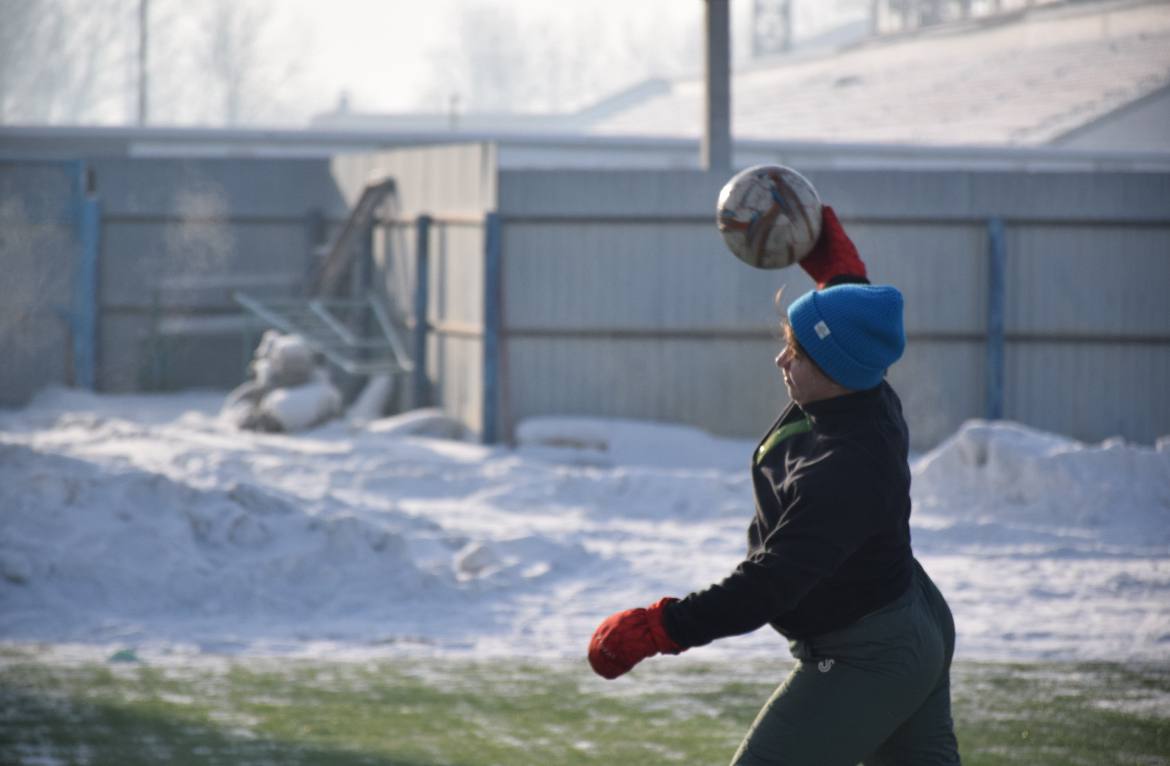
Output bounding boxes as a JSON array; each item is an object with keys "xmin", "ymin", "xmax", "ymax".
[
  {"xmin": 0, "ymin": 0, "xmax": 126, "ymax": 124},
  {"xmin": 423, "ymin": 2, "xmax": 695, "ymax": 115},
  {"xmin": 0, "ymin": 0, "xmax": 48, "ymax": 121},
  {"xmin": 201, "ymin": 0, "xmax": 265, "ymax": 125},
  {"xmin": 181, "ymin": 0, "xmax": 308, "ymax": 126},
  {"xmin": 427, "ymin": 4, "xmax": 528, "ymax": 113},
  {"xmin": 0, "ymin": 0, "xmax": 308, "ymax": 127}
]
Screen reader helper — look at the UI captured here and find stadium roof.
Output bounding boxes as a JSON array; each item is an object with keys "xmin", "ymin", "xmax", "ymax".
[{"xmin": 589, "ymin": 0, "xmax": 1170, "ymax": 146}]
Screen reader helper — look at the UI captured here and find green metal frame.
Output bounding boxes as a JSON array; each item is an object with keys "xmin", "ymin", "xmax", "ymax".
[{"xmin": 233, "ymin": 291, "xmax": 413, "ymax": 377}]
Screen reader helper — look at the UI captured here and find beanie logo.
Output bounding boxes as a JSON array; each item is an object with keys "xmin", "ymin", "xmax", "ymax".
[{"xmin": 814, "ymin": 320, "xmax": 831, "ymax": 340}]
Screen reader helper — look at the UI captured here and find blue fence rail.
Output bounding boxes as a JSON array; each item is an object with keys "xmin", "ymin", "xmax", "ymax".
[
  {"xmin": 72, "ymin": 163, "xmax": 102, "ymax": 391},
  {"xmin": 482, "ymin": 212, "xmax": 503, "ymax": 445},
  {"xmin": 985, "ymin": 217, "xmax": 1006, "ymax": 421}
]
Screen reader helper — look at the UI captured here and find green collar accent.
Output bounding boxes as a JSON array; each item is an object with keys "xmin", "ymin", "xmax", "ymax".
[{"xmin": 755, "ymin": 416, "xmax": 812, "ymax": 465}]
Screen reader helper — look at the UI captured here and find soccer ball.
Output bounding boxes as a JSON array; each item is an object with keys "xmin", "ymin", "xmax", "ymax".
[{"xmin": 716, "ymin": 165, "xmax": 823, "ymax": 270}]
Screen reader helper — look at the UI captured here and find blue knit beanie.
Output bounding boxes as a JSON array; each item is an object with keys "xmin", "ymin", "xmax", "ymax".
[{"xmin": 786, "ymin": 284, "xmax": 906, "ymax": 391}]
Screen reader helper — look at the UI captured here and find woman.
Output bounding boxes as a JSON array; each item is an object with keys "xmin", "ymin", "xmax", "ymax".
[{"xmin": 587, "ymin": 208, "xmax": 961, "ymax": 765}]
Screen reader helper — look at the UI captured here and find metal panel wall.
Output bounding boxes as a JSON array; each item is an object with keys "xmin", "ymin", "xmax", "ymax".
[
  {"xmin": 1006, "ymin": 343, "xmax": 1170, "ymax": 445},
  {"xmin": 503, "ymin": 221, "xmax": 782, "ymax": 329},
  {"xmin": 1005, "ymin": 224, "xmax": 1170, "ymax": 337},
  {"xmin": 427, "ymin": 220, "xmax": 486, "ymax": 433},
  {"xmin": 495, "ymin": 167, "xmax": 1170, "ymax": 449},
  {"xmin": 506, "ymin": 335, "xmax": 783, "ymax": 438},
  {"xmin": 334, "ymin": 145, "xmax": 497, "ymax": 437},
  {"xmin": 90, "ymin": 158, "xmax": 345, "ymax": 392},
  {"xmin": 853, "ymin": 221, "xmax": 991, "ymax": 445},
  {"xmin": 500, "ymin": 218, "xmax": 986, "ymax": 448},
  {"xmin": 0, "ymin": 161, "xmax": 78, "ymax": 406},
  {"xmin": 1002, "ymin": 221, "xmax": 1170, "ymax": 444},
  {"xmin": 332, "ymin": 144, "xmax": 497, "ymax": 217},
  {"xmin": 8, "ymin": 147, "xmax": 1168, "ymax": 450}
]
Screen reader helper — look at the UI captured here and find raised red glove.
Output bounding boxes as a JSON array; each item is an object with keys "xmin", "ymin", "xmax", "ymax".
[
  {"xmin": 588, "ymin": 597, "xmax": 683, "ymax": 679},
  {"xmin": 800, "ymin": 206, "xmax": 868, "ymax": 288}
]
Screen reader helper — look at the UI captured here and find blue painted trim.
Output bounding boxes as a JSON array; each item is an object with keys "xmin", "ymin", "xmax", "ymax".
[
  {"xmin": 482, "ymin": 212, "xmax": 502, "ymax": 444},
  {"xmin": 72, "ymin": 162, "xmax": 101, "ymax": 391},
  {"xmin": 986, "ymin": 217, "xmax": 1006, "ymax": 420},
  {"xmin": 412, "ymin": 215, "xmax": 432, "ymax": 408}
]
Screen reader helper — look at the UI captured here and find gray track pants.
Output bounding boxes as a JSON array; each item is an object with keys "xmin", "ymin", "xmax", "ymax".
[{"xmin": 731, "ymin": 560, "xmax": 960, "ymax": 765}]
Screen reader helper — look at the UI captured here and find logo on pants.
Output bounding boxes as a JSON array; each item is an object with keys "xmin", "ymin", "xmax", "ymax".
[{"xmin": 817, "ymin": 658, "xmax": 835, "ymax": 673}]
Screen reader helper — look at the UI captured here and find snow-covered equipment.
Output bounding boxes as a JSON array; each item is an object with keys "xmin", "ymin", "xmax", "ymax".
[
  {"xmin": 716, "ymin": 165, "xmax": 823, "ymax": 270},
  {"xmin": 232, "ymin": 175, "xmax": 412, "ymax": 380},
  {"xmin": 226, "ymin": 175, "xmax": 411, "ymax": 428},
  {"xmin": 255, "ymin": 370, "xmax": 342, "ymax": 432},
  {"xmin": 232, "ymin": 292, "xmax": 411, "ymax": 378},
  {"xmin": 250, "ymin": 332, "xmax": 315, "ymax": 389},
  {"xmin": 222, "ymin": 330, "xmax": 342, "ymax": 432}
]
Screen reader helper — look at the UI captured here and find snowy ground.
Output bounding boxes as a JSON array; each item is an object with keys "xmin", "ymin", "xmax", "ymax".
[{"xmin": 1, "ymin": 387, "xmax": 1168, "ymax": 664}]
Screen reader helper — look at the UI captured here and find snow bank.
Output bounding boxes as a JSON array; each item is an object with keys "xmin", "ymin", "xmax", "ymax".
[
  {"xmin": 1, "ymin": 390, "xmax": 1167, "ymax": 662},
  {"xmin": 365, "ymin": 408, "xmax": 467, "ymax": 440},
  {"xmin": 912, "ymin": 420, "xmax": 1170, "ymax": 553},
  {"xmin": 0, "ymin": 443, "xmax": 453, "ymax": 648},
  {"xmin": 516, "ymin": 416, "xmax": 751, "ymax": 471},
  {"xmin": 909, "ymin": 421, "xmax": 1170, "ymax": 660}
]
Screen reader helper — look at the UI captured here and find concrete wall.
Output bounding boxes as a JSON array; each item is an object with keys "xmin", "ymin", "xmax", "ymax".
[{"xmin": 495, "ymin": 167, "xmax": 1170, "ymax": 449}]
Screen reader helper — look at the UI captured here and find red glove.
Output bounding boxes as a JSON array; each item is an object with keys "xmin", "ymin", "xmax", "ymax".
[
  {"xmin": 800, "ymin": 206, "xmax": 868, "ymax": 288},
  {"xmin": 588, "ymin": 597, "xmax": 684, "ymax": 679}
]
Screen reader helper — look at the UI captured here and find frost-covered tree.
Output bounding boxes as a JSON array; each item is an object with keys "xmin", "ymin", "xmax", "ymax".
[
  {"xmin": 0, "ymin": 0, "xmax": 126, "ymax": 124},
  {"xmin": 422, "ymin": 1, "xmax": 697, "ymax": 115},
  {"xmin": 0, "ymin": 0, "xmax": 307, "ymax": 126},
  {"xmin": 200, "ymin": 0, "xmax": 279, "ymax": 125}
]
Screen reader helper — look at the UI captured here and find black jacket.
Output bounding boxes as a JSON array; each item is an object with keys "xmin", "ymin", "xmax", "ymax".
[{"xmin": 662, "ymin": 381, "xmax": 914, "ymax": 647}]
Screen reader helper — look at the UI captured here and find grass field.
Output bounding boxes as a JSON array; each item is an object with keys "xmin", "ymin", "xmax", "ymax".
[{"xmin": 1, "ymin": 646, "xmax": 1167, "ymax": 765}]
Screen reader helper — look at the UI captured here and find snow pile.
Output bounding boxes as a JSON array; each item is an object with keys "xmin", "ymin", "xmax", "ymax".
[
  {"xmin": 911, "ymin": 420, "xmax": 1170, "ymax": 554},
  {"xmin": 0, "ymin": 388, "xmax": 1167, "ymax": 662},
  {"xmin": 0, "ymin": 444, "xmax": 452, "ymax": 646},
  {"xmin": 365, "ymin": 407, "xmax": 467, "ymax": 440},
  {"xmin": 516, "ymin": 416, "xmax": 750, "ymax": 471},
  {"xmin": 909, "ymin": 421, "xmax": 1170, "ymax": 660}
]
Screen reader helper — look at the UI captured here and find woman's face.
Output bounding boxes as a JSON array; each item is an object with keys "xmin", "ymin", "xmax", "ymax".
[{"xmin": 776, "ymin": 342, "xmax": 838, "ymax": 406}]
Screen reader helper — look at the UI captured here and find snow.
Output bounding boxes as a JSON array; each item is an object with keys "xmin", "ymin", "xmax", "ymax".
[{"xmin": 1, "ymin": 386, "xmax": 1168, "ymax": 664}]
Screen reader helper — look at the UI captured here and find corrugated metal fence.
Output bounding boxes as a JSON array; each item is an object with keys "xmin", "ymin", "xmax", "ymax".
[
  {"xmin": 0, "ymin": 157, "xmax": 347, "ymax": 401},
  {"xmin": 0, "ymin": 160, "xmax": 96, "ymax": 403},
  {"xmin": 393, "ymin": 166, "xmax": 1170, "ymax": 450},
  {"xmin": 4, "ymin": 149, "xmax": 1167, "ymax": 451}
]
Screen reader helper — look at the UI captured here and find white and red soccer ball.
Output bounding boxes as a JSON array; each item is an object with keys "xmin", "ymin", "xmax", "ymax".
[{"xmin": 716, "ymin": 165, "xmax": 823, "ymax": 270}]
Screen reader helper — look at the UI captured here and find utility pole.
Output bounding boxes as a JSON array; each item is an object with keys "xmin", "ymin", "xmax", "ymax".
[
  {"xmin": 702, "ymin": 0, "xmax": 732, "ymax": 172},
  {"xmin": 138, "ymin": 0, "xmax": 149, "ymax": 125}
]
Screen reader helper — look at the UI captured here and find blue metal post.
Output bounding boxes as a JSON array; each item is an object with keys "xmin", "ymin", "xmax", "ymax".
[
  {"xmin": 482, "ymin": 212, "xmax": 502, "ymax": 444},
  {"xmin": 412, "ymin": 215, "xmax": 432, "ymax": 408},
  {"xmin": 72, "ymin": 162, "xmax": 101, "ymax": 390},
  {"xmin": 986, "ymin": 217, "xmax": 1006, "ymax": 420}
]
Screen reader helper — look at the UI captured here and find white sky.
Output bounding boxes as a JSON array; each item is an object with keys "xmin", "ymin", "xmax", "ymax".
[
  {"xmin": 7, "ymin": 0, "xmax": 866, "ymax": 125},
  {"xmin": 272, "ymin": 0, "xmax": 707, "ymax": 116},
  {"xmin": 2, "ymin": 0, "xmax": 871, "ymax": 126}
]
